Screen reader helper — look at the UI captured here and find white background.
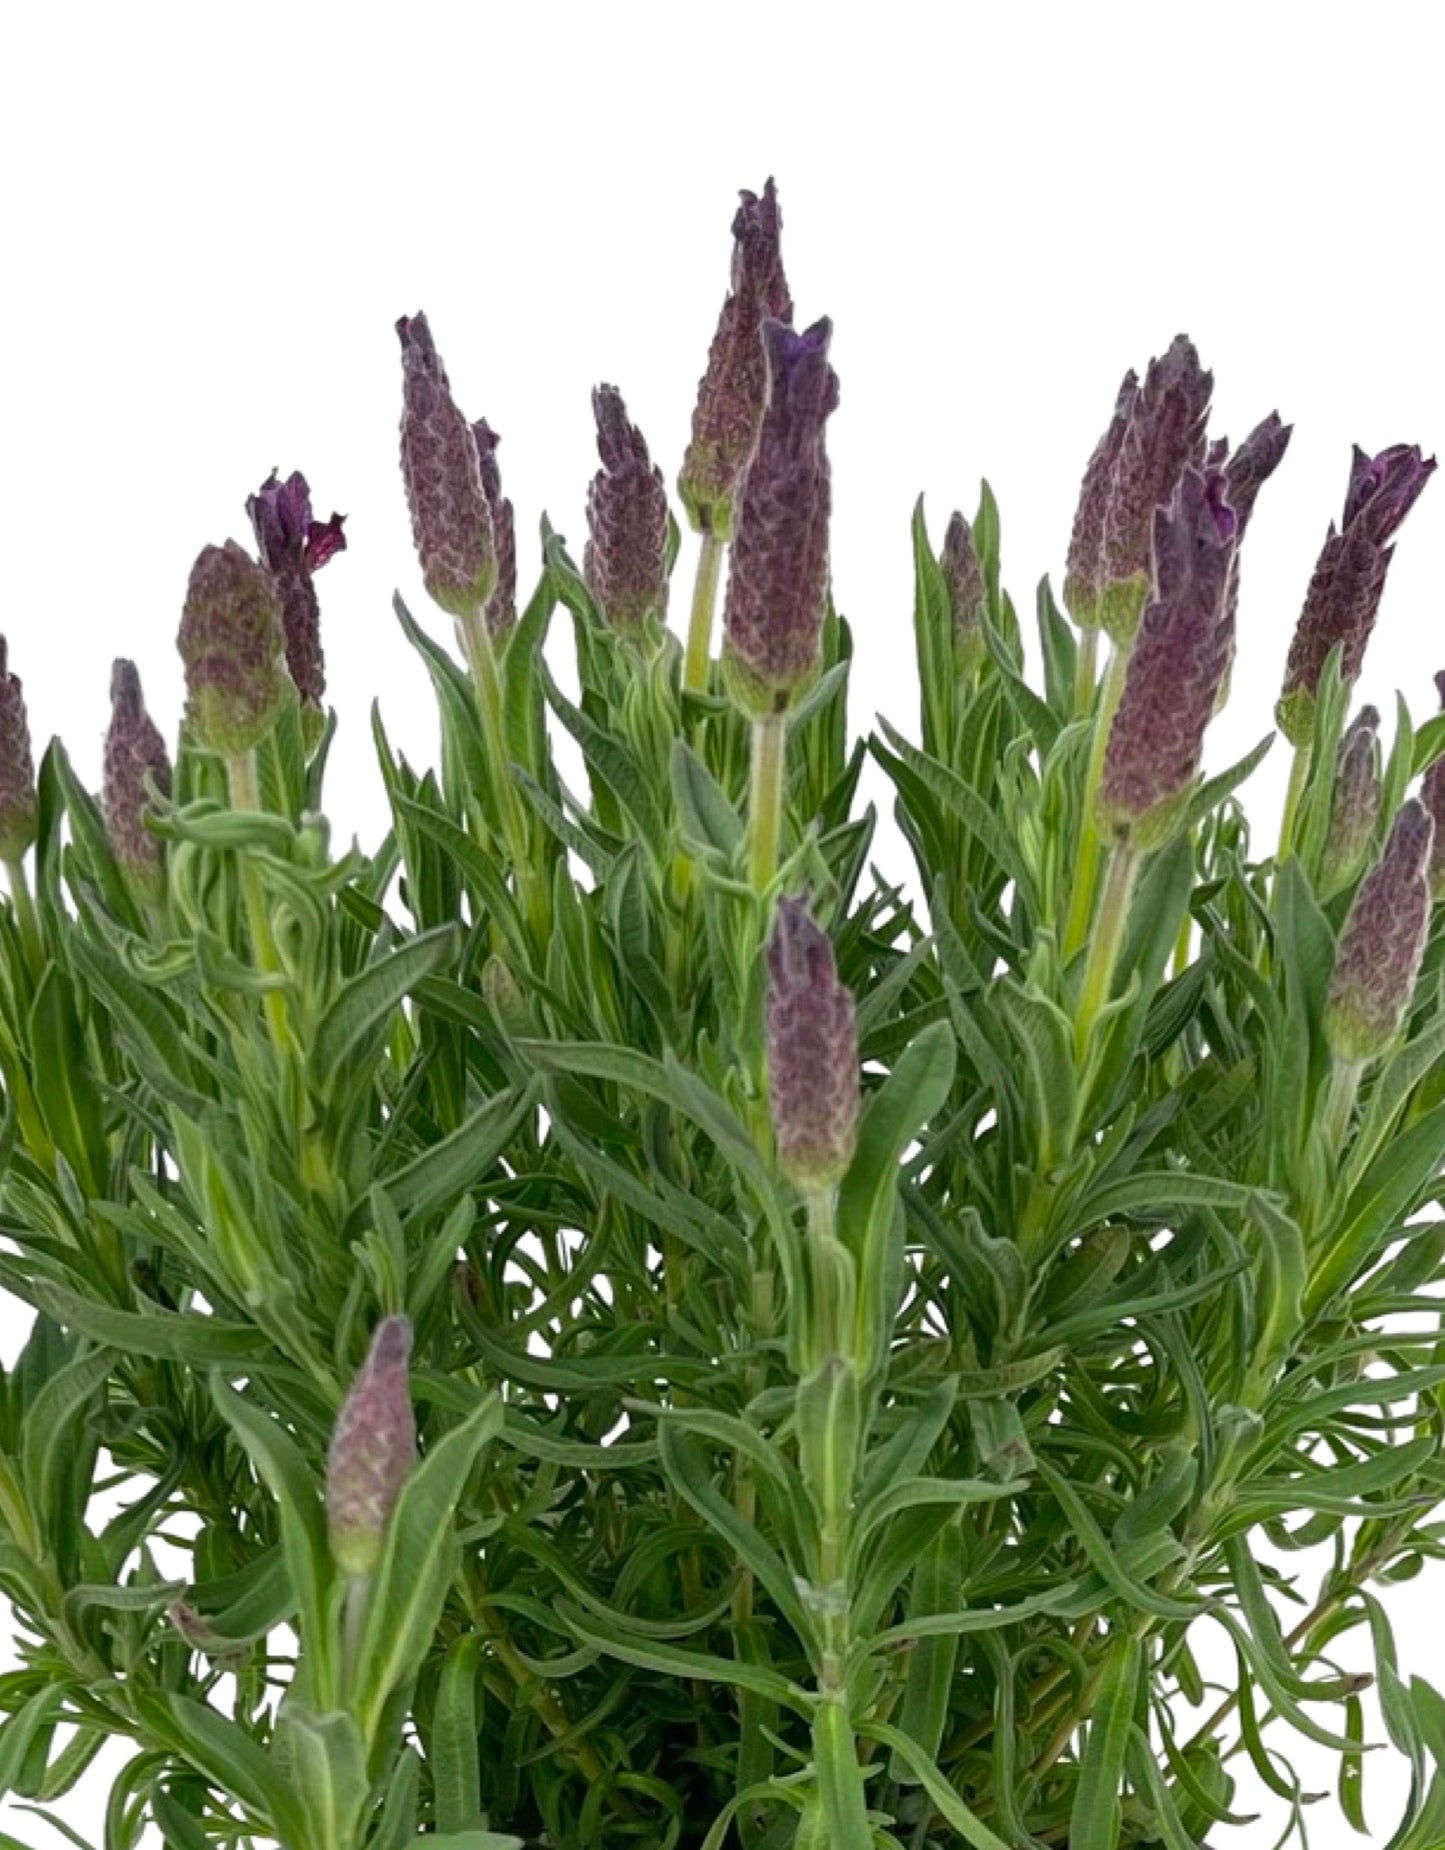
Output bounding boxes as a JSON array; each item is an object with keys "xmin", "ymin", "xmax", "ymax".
[{"xmin": 2, "ymin": 3, "xmax": 1443, "ymax": 1844}]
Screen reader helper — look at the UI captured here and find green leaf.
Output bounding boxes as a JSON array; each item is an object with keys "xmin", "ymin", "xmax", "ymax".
[
  {"xmin": 431, "ymin": 1635, "xmax": 483, "ymax": 1835},
  {"xmin": 854, "ymin": 1720, "xmax": 1011, "ymax": 1850},
  {"xmin": 0, "ymin": 1687, "xmax": 66, "ymax": 1801},
  {"xmin": 21, "ymin": 1345, "xmax": 114, "ymax": 1533},
  {"xmin": 1069, "ymin": 1634, "xmax": 1143, "ymax": 1850},
  {"xmin": 556, "ymin": 1600, "xmax": 805, "ymax": 1710},
  {"xmin": 354, "ymin": 1395, "xmax": 503, "ymax": 1740},
  {"xmin": 312, "ymin": 924, "xmax": 460, "ymax": 1093},
  {"xmin": 276, "ymin": 1709, "xmax": 368, "ymax": 1850},
  {"xmin": 384, "ymin": 1080, "xmax": 538, "ymax": 1221},
  {"xmin": 27, "ymin": 968, "xmax": 107, "ymax": 1197}
]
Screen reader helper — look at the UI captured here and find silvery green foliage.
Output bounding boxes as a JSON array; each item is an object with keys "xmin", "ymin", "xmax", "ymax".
[{"xmin": 5, "ymin": 225, "xmax": 1445, "ymax": 1850}]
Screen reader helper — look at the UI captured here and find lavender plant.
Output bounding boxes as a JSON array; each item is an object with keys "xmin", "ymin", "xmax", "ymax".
[{"xmin": 4, "ymin": 184, "xmax": 1445, "ymax": 1850}]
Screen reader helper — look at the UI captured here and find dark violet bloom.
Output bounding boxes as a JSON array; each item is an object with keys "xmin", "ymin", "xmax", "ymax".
[
  {"xmin": 765, "ymin": 897, "xmax": 859, "ymax": 1189},
  {"xmin": 397, "ymin": 313, "xmax": 496, "ymax": 620},
  {"xmin": 678, "ymin": 179, "xmax": 793, "ymax": 540},
  {"xmin": 1097, "ymin": 336, "xmax": 1214, "ymax": 643},
  {"xmin": 246, "ymin": 470, "xmax": 346, "ymax": 712},
  {"xmin": 940, "ymin": 511, "xmax": 987, "ymax": 668},
  {"xmin": 722, "ymin": 318, "xmax": 840, "ymax": 715},
  {"xmin": 1320, "ymin": 705, "xmax": 1380, "ymax": 895},
  {"xmin": 1223, "ymin": 413, "xmax": 1293, "ymax": 539},
  {"xmin": 326, "ymin": 1315, "xmax": 416, "ymax": 1578},
  {"xmin": 0, "ymin": 640, "xmax": 37, "ymax": 864},
  {"xmin": 583, "ymin": 386, "xmax": 670, "ymax": 635},
  {"xmin": 177, "ymin": 541, "xmax": 289, "ymax": 758},
  {"xmin": 471, "ymin": 419, "xmax": 516, "ymax": 640},
  {"xmin": 104, "ymin": 660, "xmax": 172, "ymax": 900},
  {"xmin": 1063, "ymin": 367, "xmax": 1138, "ymax": 628},
  {"xmin": 1278, "ymin": 443, "xmax": 1436, "ymax": 744},
  {"xmin": 1099, "ymin": 467, "xmax": 1238, "ymax": 849},
  {"xmin": 1421, "ymin": 670, "xmax": 1445, "ymax": 896},
  {"xmin": 1325, "ymin": 798, "xmax": 1433, "ymax": 1063}
]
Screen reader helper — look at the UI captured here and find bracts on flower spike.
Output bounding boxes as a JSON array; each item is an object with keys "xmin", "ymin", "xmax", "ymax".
[
  {"xmin": 176, "ymin": 541, "xmax": 290, "ymax": 761},
  {"xmin": 1421, "ymin": 671, "xmax": 1445, "ymax": 896},
  {"xmin": 326, "ymin": 1315, "xmax": 417, "ymax": 1578},
  {"xmin": 0, "ymin": 639, "xmax": 38, "ymax": 868},
  {"xmin": 104, "ymin": 660, "xmax": 173, "ymax": 904},
  {"xmin": 1319, "ymin": 706, "xmax": 1380, "ymax": 898},
  {"xmin": 246, "ymin": 470, "xmax": 346, "ymax": 725},
  {"xmin": 583, "ymin": 386, "xmax": 670, "ymax": 635},
  {"xmin": 765, "ymin": 898, "xmax": 859, "ymax": 1192},
  {"xmin": 940, "ymin": 510, "xmax": 987, "ymax": 674},
  {"xmin": 472, "ymin": 419, "xmax": 516, "ymax": 641},
  {"xmin": 396, "ymin": 313, "xmax": 496, "ymax": 624}
]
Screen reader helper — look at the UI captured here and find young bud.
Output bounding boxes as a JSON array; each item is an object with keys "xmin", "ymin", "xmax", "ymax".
[
  {"xmin": 678, "ymin": 178, "xmax": 793, "ymax": 540},
  {"xmin": 1325, "ymin": 799, "xmax": 1433, "ymax": 1063},
  {"xmin": 1097, "ymin": 336, "xmax": 1213, "ymax": 643},
  {"xmin": 722, "ymin": 318, "xmax": 839, "ymax": 716},
  {"xmin": 940, "ymin": 511, "xmax": 987, "ymax": 668},
  {"xmin": 1063, "ymin": 368, "xmax": 1138, "ymax": 629},
  {"xmin": 1223, "ymin": 413, "xmax": 1293, "ymax": 540},
  {"xmin": 397, "ymin": 313, "xmax": 496, "ymax": 619},
  {"xmin": 177, "ymin": 541, "xmax": 289, "ymax": 757},
  {"xmin": 1319, "ymin": 706, "xmax": 1381, "ymax": 894},
  {"xmin": 765, "ymin": 897, "xmax": 859, "ymax": 1188},
  {"xmin": 0, "ymin": 640, "xmax": 38, "ymax": 865},
  {"xmin": 582, "ymin": 386, "xmax": 670, "ymax": 634},
  {"xmin": 326, "ymin": 1315, "xmax": 416, "ymax": 1578},
  {"xmin": 471, "ymin": 419, "xmax": 516, "ymax": 640},
  {"xmin": 1421, "ymin": 671, "xmax": 1445, "ymax": 896},
  {"xmin": 1277, "ymin": 444, "xmax": 1436, "ymax": 744},
  {"xmin": 246, "ymin": 470, "xmax": 346, "ymax": 712},
  {"xmin": 1099, "ymin": 468, "xmax": 1238, "ymax": 849},
  {"xmin": 103, "ymin": 661, "xmax": 172, "ymax": 899}
]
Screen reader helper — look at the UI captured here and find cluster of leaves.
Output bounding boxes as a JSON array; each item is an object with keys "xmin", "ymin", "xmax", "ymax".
[{"xmin": 4, "ymin": 403, "xmax": 1445, "ymax": 1850}]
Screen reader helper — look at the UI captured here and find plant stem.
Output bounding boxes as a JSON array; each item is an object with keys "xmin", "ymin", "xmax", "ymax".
[
  {"xmin": 748, "ymin": 713, "xmax": 788, "ymax": 893},
  {"xmin": 1063, "ymin": 645, "xmax": 1129, "ymax": 958},
  {"xmin": 1322, "ymin": 1057, "xmax": 1364, "ymax": 1150},
  {"xmin": 4, "ymin": 854, "xmax": 43, "ymax": 978},
  {"xmin": 1278, "ymin": 741, "xmax": 1312, "ymax": 864},
  {"xmin": 683, "ymin": 533, "xmax": 725, "ymax": 695},
  {"xmin": 457, "ymin": 606, "xmax": 544, "ymax": 937},
  {"xmin": 226, "ymin": 752, "xmax": 292, "ymax": 1055},
  {"xmin": 1073, "ymin": 624, "xmax": 1099, "ymax": 719},
  {"xmin": 1073, "ymin": 842, "xmax": 1138, "ymax": 1059}
]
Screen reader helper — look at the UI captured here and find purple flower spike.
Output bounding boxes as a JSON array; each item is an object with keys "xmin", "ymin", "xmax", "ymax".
[
  {"xmin": 765, "ymin": 897, "xmax": 859, "ymax": 1189},
  {"xmin": 326, "ymin": 1315, "xmax": 417, "ymax": 1578},
  {"xmin": 1325, "ymin": 798, "xmax": 1434, "ymax": 1063},
  {"xmin": 940, "ymin": 511, "xmax": 987, "ymax": 668},
  {"xmin": 471, "ymin": 419, "xmax": 516, "ymax": 640},
  {"xmin": 583, "ymin": 386, "xmax": 670, "ymax": 635},
  {"xmin": 1223, "ymin": 413, "xmax": 1293, "ymax": 540},
  {"xmin": 1099, "ymin": 467, "xmax": 1238, "ymax": 849},
  {"xmin": 1320, "ymin": 705, "xmax": 1381, "ymax": 895},
  {"xmin": 1278, "ymin": 443, "xmax": 1436, "ymax": 744},
  {"xmin": 0, "ymin": 641, "xmax": 37, "ymax": 865},
  {"xmin": 722, "ymin": 317, "xmax": 840, "ymax": 716},
  {"xmin": 1097, "ymin": 336, "xmax": 1214, "ymax": 643},
  {"xmin": 104, "ymin": 660, "xmax": 172, "ymax": 900},
  {"xmin": 397, "ymin": 313, "xmax": 496, "ymax": 620},
  {"xmin": 1063, "ymin": 368, "xmax": 1139, "ymax": 628},
  {"xmin": 1420, "ymin": 670, "xmax": 1445, "ymax": 896},
  {"xmin": 679, "ymin": 179, "xmax": 793, "ymax": 540},
  {"xmin": 177, "ymin": 541, "xmax": 289, "ymax": 758},
  {"xmin": 246, "ymin": 470, "xmax": 347, "ymax": 712}
]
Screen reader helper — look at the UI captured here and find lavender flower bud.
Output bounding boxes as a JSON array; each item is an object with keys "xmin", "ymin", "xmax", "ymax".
[
  {"xmin": 1320, "ymin": 706, "xmax": 1381, "ymax": 894},
  {"xmin": 1097, "ymin": 336, "xmax": 1214, "ymax": 644},
  {"xmin": 326, "ymin": 1315, "xmax": 416, "ymax": 1578},
  {"xmin": 471, "ymin": 419, "xmax": 516, "ymax": 640},
  {"xmin": 582, "ymin": 386, "xmax": 670, "ymax": 634},
  {"xmin": 678, "ymin": 179, "xmax": 793, "ymax": 540},
  {"xmin": 765, "ymin": 897, "xmax": 859, "ymax": 1188},
  {"xmin": 722, "ymin": 318, "xmax": 839, "ymax": 716},
  {"xmin": 1223, "ymin": 413, "xmax": 1293, "ymax": 540},
  {"xmin": 1325, "ymin": 798, "xmax": 1434, "ymax": 1063},
  {"xmin": 940, "ymin": 511, "xmax": 986, "ymax": 669},
  {"xmin": 0, "ymin": 640, "xmax": 37, "ymax": 864},
  {"xmin": 1421, "ymin": 671, "xmax": 1445, "ymax": 896},
  {"xmin": 246, "ymin": 471, "xmax": 346, "ymax": 712},
  {"xmin": 1278, "ymin": 444, "xmax": 1436, "ymax": 744},
  {"xmin": 177, "ymin": 541, "xmax": 289, "ymax": 758},
  {"xmin": 397, "ymin": 313, "xmax": 496, "ymax": 619},
  {"xmin": 1063, "ymin": 368, "xmax": 1138, "ymax": 629},
  {"xmin": 104, "ymin": 660, "xmax": 172, "ymax": 898},
  {"xmin": 1099, "ymin": 468, "xmax": 1238, "ymax": 850}
]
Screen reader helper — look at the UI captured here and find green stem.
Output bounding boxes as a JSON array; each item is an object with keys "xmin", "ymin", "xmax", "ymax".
[
  {"xmin": 1073, "ymin": 624, "xmax": 1100, "ymax": 718},
  {"xmin": 1073, "ymin": 842, "xmax": 1138, "ymax": 1059},
  {"xmin": 748, "ymin": 713, "xmax": 788, "ymax": 893},
  {"xmin": 226, "ymin": 753, "xmax": 292, "ymax": 1055},
  {"xmin": 683, "ymin": 533, "xmax": 725, "ymax": 695},
  {"xmin": 4, "ymin": 855, "xmax": 43, "ymax": 978},
  {"xmin": 457, "ymin": 607, "xmax": 545, "ymax": 937},
  {"xmin": 1322, "ymin": 1057, "xmax": 1364, "ymax": 1150},
  {"xmin": 1278, "ymin": 740, "xmax": 1312, "ymax": 864},
  {"xmin": 1063, "ymin": 645, "xmax": 1129, "ymax": 958},
  {"xmin": 341, "ymin": 1574, "xmax": 369, "ymax": 1710}
]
